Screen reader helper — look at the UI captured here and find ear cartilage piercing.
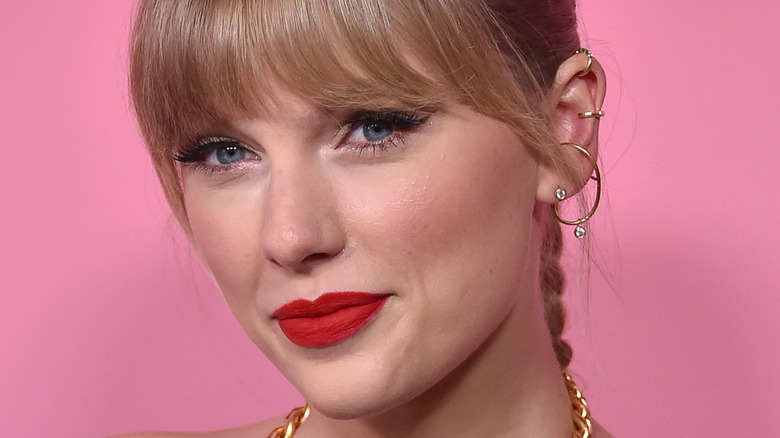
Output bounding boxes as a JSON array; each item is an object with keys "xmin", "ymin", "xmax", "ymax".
[
  {"xmin": 578, "ymin": 110, "xmax": 604, "ymax": 119},
  {"xmin": 574, "ymin": 48, "xmax": 593, "ymax": 77}
]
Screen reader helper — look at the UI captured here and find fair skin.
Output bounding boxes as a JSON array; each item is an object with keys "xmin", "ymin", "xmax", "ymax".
[{"xmin": 116, "ymin": 53, "xmax": 609, "ymax": 437}]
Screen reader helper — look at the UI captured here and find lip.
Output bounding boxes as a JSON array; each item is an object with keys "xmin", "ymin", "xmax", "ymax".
[{"xmin": 272, "ymin": 292, "xmax": 390, "ymax": 348}]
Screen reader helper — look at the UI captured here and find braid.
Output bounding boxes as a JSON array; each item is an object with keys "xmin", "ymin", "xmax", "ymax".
[{"xmin": 540, "ymin": 209, "xmax": 572, "ymax": 368}]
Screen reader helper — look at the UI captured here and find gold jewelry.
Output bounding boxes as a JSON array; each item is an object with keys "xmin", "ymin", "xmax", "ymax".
[
  {"xmin": 266, "ymin": 404, "xmax": 310, "ymax": 438},
  {"xmin": 564, "ymin": 370, "xmax": 593, "ymax": 438},
  {"xmin": 578, "ymin": 110, "xmax": 604, "ymax": 119},
  {"xmin": 268, "ymin": 371, "xmax": 592, "ymax": 437},
  {"xmin": 574, "ymin": 48, "xmax": 593, "ymax": 77},
  {"xmin": 553, "ymin": 142, "xmax": 602, "ymax": 239}
]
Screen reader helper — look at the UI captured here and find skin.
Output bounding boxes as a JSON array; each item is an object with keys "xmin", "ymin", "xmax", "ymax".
[{"xmin": 114, "ymin": 53, "xmax": 609, "ymax": 437}]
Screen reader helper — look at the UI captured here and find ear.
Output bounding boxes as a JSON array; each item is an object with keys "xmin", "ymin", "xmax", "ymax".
[{"xmin": 536, "ymin": 49, "xmax": 607, "ymax": 204}]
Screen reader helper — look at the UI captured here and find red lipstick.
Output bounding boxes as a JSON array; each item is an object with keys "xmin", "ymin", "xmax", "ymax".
[{"xmin": 272, "ymin": 292, "xmax": 389, "ymax": 348}]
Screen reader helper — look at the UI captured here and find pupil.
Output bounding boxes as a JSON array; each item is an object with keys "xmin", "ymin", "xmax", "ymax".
[
  {"xmin": 216, "ymin": 145, "xmax": 245, "ymax": 164},
  {"xmin": 363, "ymin": 122, "xmax": 393, "ymax": 142}
]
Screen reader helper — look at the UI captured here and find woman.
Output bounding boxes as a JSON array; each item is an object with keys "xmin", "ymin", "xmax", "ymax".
[{"xmin": 124, "ymin": 0, "xmax": 609, "ymax": 436}]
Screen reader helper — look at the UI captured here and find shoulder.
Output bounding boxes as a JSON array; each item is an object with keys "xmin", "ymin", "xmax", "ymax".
[
  {"xmin": 592, "ymin": 419, "xmax": 615, "ymax": 438},
  {"xmin": 107, "ymin": 415, "xmax": 287, "ymax": 438}
]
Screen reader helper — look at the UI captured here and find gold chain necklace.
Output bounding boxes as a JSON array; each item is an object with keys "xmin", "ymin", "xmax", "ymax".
[
  {"xmin": 267, "ymin": 370, "xmax": 592, "ymax": 438},
  {"xmin": 563, "ymin": 370, "xmax": 593, "ymax": 438},
  {"xmin": 267, "ymin": 403, "xmax": 311, "ymax": 438}
]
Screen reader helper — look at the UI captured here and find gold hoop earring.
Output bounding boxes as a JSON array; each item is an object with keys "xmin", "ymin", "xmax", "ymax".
[
  {"xmin": 574, "ymin": 48, "xmax": 593, "ymax": 77},
  {"xmin": 553, "ymin": 143, "xmax": 601, "ymax": 239}
]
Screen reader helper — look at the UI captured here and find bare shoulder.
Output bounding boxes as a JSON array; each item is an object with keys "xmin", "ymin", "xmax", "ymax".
[
  {"xmin": 107, "ymin": 415, "xmax": 287, "ymax": 438},
  {"xmin": 593, "ymin": 419, "xmax": 615, "ymax": 438}
]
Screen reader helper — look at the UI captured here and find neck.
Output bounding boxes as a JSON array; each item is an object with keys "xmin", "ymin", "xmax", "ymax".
[{"xmin": 308, "ymin": 291, "xmax": 574, "ymax": 438}]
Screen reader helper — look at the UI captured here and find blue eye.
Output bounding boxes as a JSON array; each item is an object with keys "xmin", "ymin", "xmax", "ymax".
[
  {"xmin": 173, "ymin": 137, "xmax": 259, "ymax": 173},
  {"xmin": 362, "ymin": 122, "xmax": 394, "ymax": 142},
  {"xmin": 343, "ymin": 110, "xmax": 431, "ymax": 155},
  {"xmin": 213, "ymin": 144, "xmax": 247, "ymax": 164}
]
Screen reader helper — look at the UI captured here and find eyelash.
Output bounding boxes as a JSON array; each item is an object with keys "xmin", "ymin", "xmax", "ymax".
[
  {"xmin": 172, "ymin": 109, "xmax": 430, "ymax": 174},
  {"xmin": 173, "ymin": 137, "xmax": 256, "ymax": 175},
  {"xmin": 341, "ymin": 110, "xmax": 430, "ymax": 156}
]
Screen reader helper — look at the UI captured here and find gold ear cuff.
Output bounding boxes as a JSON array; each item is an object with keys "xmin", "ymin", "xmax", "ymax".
[
  {"xmin": 574, "ymin": 48, "xmax": 593, "ymax": 77},
  {"xmin": 573, "ymin": 48, "xmax": 604, "ymax": 121},
  {"xmin": 578, "ymin": 110, "xmax": 604, "ymax": 119}
]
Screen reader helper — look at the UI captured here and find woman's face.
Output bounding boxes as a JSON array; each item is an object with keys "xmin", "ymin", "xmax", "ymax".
[{"xmin": 180, "ymin": 87, "xmax": 546, "ymax": 417}]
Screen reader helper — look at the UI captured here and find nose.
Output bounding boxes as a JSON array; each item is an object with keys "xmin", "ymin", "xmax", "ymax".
[{"xmin": 260, "ymin": 160, "xmax": 345, "ymax": 273}]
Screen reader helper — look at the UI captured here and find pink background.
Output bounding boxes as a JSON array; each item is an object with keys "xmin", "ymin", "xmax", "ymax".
[{"xmin": 2, "ymin": 1, "xmax": 778, "ymax": 436}]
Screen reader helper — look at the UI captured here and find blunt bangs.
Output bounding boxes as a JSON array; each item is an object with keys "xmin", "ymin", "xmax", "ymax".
[{"xmin": 130, "ymin": 0, "xmax": 559, "ymax": 223}]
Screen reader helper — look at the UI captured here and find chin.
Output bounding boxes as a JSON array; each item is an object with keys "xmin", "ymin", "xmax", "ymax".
[
  {"xmin": 295, "ymin": 370, "xmax": 427, "ymax": 420},
  {"xmin": 308, "ymin": 393, "xmax": 403, "ymax": 420},
  {"xmin": 298, "ymin": 380, "xmax": 396, "ymax": 419}
]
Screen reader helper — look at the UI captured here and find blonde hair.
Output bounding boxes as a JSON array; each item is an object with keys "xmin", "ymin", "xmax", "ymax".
[{"xmin": 130, "ymin": 0, "xmax": 581, "ymax": 367}]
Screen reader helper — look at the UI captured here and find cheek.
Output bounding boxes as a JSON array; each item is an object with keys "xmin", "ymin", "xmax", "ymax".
[
  {"xmin": 181, "ymin": 181, "xmax": 264, "ymax": 307},
  {"xmin": 333, "ymin": 135, "xmax": 542, "ymax": 392},
  {"xmin": 340, "ymin": 139, "xmax": 538, "ymax": 269}
]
